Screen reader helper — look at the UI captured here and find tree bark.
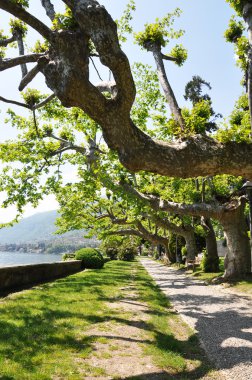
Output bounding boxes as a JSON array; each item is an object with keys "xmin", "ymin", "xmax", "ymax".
[
  {"xmin": 1, "ymin": 1, "xmax": 252, "ymax": 178},
  {"xmin": 243, "ymin": 2, "xmax": 252, "ymax": 136},
  {"xmin": 148, "ymin": 43, "xmax": 185, "ymax": 130},
  {"xmin": 221, "ymin": 199, "xmax": 251, "ymax": 279},
  {"xmin": 183, "ymin": 230, "xmax": 197, "ymax": 261},
  {"xmin": 202, "ymin": 217, "xmax": 219, "ymax": 272}
]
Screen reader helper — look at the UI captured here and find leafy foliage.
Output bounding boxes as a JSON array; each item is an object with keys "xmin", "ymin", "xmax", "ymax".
[
  {"xmin": 52, "ymin": 7, "xmax": 78, "ymax": 31},
  {"xmin": 224, "ymin": 16, "xmax": 244, "ymax": 43},
  {"xmin": 21, "ymin": 88, "xmax": 44, "ymax": 106},
  {"xmin": 118, "ymin": 244, "xmax": 137, "ymax": 261},
  {"xmin": 116, "ymin": 0, "xmax": 136, "ymax": 43},
  {"xmin": 184, "ymin": 76, "xmax": 211, "ymax": 105},
  {"xmin": 62, "ymin": 253, "xmax": 76, "ymax": 261},
  {"xmin": 216, "ymin": 93, "xmax": 250, "ymax": 142},
  {"xmin": 225, "ymin": 0, "xmax": 247, "ymax": 17},
  {"xmin": 0, "ymin": 29, "xmax": 8, "ymax": 58},
  {"xmin": 201, "ymin": 250, "xmax": 220, "ymax": 272},
  {"xmin": 9, "ymin": 18, "xmax": 28, "ymax": 36},
  {"xmin": 10, "ymin": 0, "xmax": 29, "ymax": 8},
  {"xmin": 169, "ymin": 44, "xmax": 188, "ymax": 66},
  {"xmin": 32, "ymin": 39, "xmax": 49, "ymax": 53},
  {"xmin": 134, "ymin": 9, "xmax": 184, "ymax": 48},
  {"xmin": 105, "ymin": 247, "xmax": 118, "ymax": 260},
  {"xmin": 234, "ymin": 36, "xmax": 250, "ymax": 72},
  {"xmin": 75, "ymin": 247, "xmax": 104, "ymax": 269}
]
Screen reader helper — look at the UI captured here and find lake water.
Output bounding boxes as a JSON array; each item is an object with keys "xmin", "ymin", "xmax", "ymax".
[{"xmin": 0, "ymin": 251, "xmax": 63, "ymax": 267}]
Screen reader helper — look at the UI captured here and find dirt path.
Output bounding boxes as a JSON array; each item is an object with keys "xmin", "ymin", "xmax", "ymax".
[
  {"xmin": 80, "ymin": 271, "xmax": 168, "ymax": 379},
  {"xmin": 140, "ymin": 258, "xmax": 252, "ymax": 380},
  {"xmin": 80, "ymin": 264, "xmax": 222, "ymax": 380}
]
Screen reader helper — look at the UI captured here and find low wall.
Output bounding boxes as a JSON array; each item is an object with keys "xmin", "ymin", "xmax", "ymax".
[{"xmin": 0, "ymin": 260, "xmax": 83, "ymax": 293}]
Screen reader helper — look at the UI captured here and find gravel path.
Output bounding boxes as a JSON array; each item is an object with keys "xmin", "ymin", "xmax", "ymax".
[{"xmin": 140, "ymin": 258, "xmax": 252, "ymax": 380}]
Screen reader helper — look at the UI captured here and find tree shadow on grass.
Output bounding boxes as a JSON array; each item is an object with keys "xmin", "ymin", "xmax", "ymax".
[{"xmin": 0, "ymin": 261, "xmax": 232, "ymax": 379}]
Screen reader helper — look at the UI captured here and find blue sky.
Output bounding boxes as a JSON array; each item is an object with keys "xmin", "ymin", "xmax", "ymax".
[{"xmin": 0, "ymin": 0, "xmax": 243, "ymax": 221}]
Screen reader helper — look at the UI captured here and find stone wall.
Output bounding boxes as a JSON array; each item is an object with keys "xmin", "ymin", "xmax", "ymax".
[{"xmin": 0, "ymin": 260, "xmax": 83, "ymax": 293}]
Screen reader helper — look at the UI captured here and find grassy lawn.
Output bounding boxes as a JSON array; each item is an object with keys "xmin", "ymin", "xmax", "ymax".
[{"xmin": 0, "ymin": 260, "xmax": 219, "ymax": 379}]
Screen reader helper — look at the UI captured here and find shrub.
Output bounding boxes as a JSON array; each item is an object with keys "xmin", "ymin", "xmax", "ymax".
[
  {"xmin": 140, "ymin": 249, "xmax": 149, "ymax": 257},
  {"xmin": 201, "ymin": 250, "xmax": 220, "ymax": 273},
  {"xmin": 106, "ymin": 247, "xmax": 118, "ymax": 260},
  {"xmin": 118, "ymin": 246, "xmax": 137, "ymax": 261},
  {"xmin": 62, "ymin": 253, "xmax": 76, "ymax": 261},
  {"xmin": 153, "ymin": 250, "xmax": 160, "ymax": 260},
  {"xmin": 75, "ymin": 248, "xmax": 104, "ymax": 269},
  {"xmin": 181, "ymin": 246, "xmax": 187, "ymax": 257}
]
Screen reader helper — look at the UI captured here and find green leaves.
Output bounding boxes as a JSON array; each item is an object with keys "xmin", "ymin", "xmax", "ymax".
[
  {"xmin": 215, "ymin": 93, "xmax": 250, "ymax": 142},
  {"xmin": 169, "ymin": 44, "xmax": 188, "ymax": 66},
  {"xmin": 10, "ymin": 0, "xmax": 29, "ymax": 8},
  {"xmin": 9, "ymin": 18, "xmax": 28, "ymax": 36},
  {"xmin": 134, "ymin": 8, "xmax": 184, "ymax": 49},
  {"xmin": 21, "ymin": 88, "xmax": 43, "ymax": 107},
  {"xmin": 116, "ymin": 0, "xmax": 136, "ymax": 43},
  {"xmin": 224, "ymin": 16, "xmax": 244, "ymax": 43},
  {"xmin": 226, "ymin": 0, "xmax": 247, "ymax": 17},
  {"xmin": 32, "ymin": 39, "xmax": 49, "ymax": 53},
  {"xmin": 0, "ymin": 29, "xmax": 8, "ymax": 58},
  {"xmin": 234, "ymin": 36, "xmax": 250, "ymax": 72},
  {"xmin": 52, "ymin": 7, "xmax": 78, "ymax": 31}
]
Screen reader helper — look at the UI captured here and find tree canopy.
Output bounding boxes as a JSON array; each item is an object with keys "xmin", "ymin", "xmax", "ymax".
[
  {"xmin": 0, "ymin": 0, "xmax": 252, "ymax": 280},
  {"xmin": 0, "ymin": 0, "xmax": 252, "ymax": 178}
]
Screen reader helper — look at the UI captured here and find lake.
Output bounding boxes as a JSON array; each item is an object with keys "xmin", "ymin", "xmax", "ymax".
[{"xmin": 0, "ymin": 251, "xmax": 63, "ymax": 267}]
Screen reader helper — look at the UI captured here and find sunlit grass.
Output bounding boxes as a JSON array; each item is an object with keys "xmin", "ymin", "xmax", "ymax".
[
  {"xmin": 0, "ymin": 260, "xmax": 218, "ymax": 379},
  {"xmin": 228, "ymin": 278, "xmax": 252, "ymax": 295}
]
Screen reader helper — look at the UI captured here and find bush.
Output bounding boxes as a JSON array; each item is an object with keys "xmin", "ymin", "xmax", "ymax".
[
  {"xmin": 106, "ymin": 247, "xmax": 118, "ymax": 260},
  {"xmin": 75, "ymin": 248, "xmax": 104, "ymax": 269},
  {"xmin": 201, "ymin": 250, "xmax": 220, "ymax": 273},
  {"xmin": 62, "ymin": 253, "xmax": 76, "ymax": 261},
  {"xmin": 153, "ymin": 250, "xmax": 160, "ymax": 260},
  {"xmin": 140, "ymin": 249, "xmax": 149, "ymax": 257},
  {"xmin": 181, "ymin": 246, "xmax": 187, "ymax": 257},
  {"xmin": 118, "ymin": 246, "xmax": 137, "ymax": 261}
]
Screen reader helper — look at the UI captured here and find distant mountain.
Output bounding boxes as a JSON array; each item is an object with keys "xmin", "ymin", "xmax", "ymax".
[{"xmin": 0, "ymin": 210, "xmax": 85, "ymax": 244}]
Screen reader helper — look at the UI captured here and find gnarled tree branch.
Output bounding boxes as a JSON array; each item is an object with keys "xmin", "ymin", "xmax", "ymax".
[
  {"xmin": 19, "ymin": 64, "xmax": 40, "ymax": 91},
  {"xmin": 0, "ymin": 95, "xmax": 30, "ymax": 109},
  {"xmin": 0, "ymin": 53, "xmax": 45, "ymax": 71},
  {"xmin": 41, "ymin": 0, "xmax": 56, "ymax": 22},
  {"xmin": 0, "ymin": 35, "xmax": 16, "ymax": 47},
  {"xmin": 33, "ymin": 94, "xmax": 55, "ymax": 110}
]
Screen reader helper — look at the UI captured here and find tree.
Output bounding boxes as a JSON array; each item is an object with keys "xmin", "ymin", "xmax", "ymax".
[
  {"xmin": 1, "ymin": 0, "xmax": 252, "ymax": 178},
  {"xmin": 0, "ymin": 1, "xmax": 251, "ymax": 281},
  {"xmin": 122, "ymin": 182, "xmax": 251, "ymax": 279}
]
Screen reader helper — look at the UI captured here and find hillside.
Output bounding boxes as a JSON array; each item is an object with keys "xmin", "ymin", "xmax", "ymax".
[{"xmin": 0, "ymin": 210, "xmax": 87, "ymax": 244}]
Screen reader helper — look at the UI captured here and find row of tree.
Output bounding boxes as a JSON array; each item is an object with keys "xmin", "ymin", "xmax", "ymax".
[{"xmin": 0, "ymin": 0, "xmax": 251, "ymax": 280}]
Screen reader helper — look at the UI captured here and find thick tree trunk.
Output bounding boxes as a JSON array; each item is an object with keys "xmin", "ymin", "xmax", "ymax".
[
  {"xmin": 163, "ymin": 243, "xmax": 172, "ymax": 265},
  {"xmin": 184, "ymin": 231, "xmax": 197, "ymax": 261},
  {"xmin": 243, "ymin": 3, "xmax": 252, "ymax": 135},
  {"xmin": 202, "ymin": 218, "xmax": 219, "ymax": 272},
  {"xmin": 221, "ymin": 204, "xmax": 251, "ymax": 280}
]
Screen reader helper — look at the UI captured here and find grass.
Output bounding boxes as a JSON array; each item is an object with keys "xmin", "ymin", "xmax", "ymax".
[
  {"xmin": 189, "ymin": 257, "xmax": 225, "ymax": 282},
  {"xmin": 0, "ymin": 260, "xmax": 218, "ymax": 379},
  {"xmin": 170, "ymin": 257, "xmax": 224, "ymax": 283},
  {"xmin": 225, "ymin": 277, "xmax": 252, "ymax": 295}
]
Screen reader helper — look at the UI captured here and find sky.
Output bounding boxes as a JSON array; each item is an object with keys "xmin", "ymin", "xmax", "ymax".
[{"xmin": 0, "ymin": 0, "xmax": 242, "ymax": 222}]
